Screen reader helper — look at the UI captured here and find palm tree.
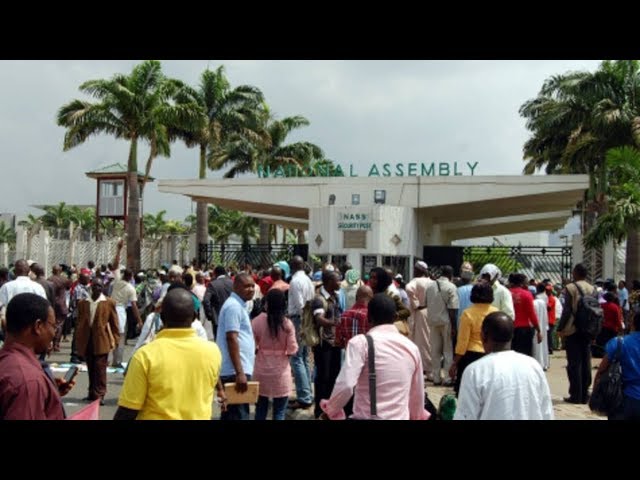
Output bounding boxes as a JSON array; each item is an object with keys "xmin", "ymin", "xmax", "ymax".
[
  {"xmin": 40, "ymin": 202, "xmax": 73, "ymax": 238},
  {"xmin": 520, "ymin": 60, "xmax": 640, "ymax": 279},
  {"xmin": 0, "ymin": 222, "xmax": 16, "ymax": 247},
  {"xmin": 57, "ymin": 60, "xmax": 201, "ymax": 271},
  {"xmin": 143, "ymin": 210, "xmax": 168, "ymax": 239},
  {"xmin": 210, "ymin": 112, "xmax": 328, "ymax": 243},
  {"xmin": 68, "ymin": 206, "xmax": 96, "ymax": 240},
  {"xmin": 585, "ymin": 146, "xmax": 640, "ymax": 281},
  {"xmin": 170, "ymin": 66, "xmax": 265, "ymax": 251}
]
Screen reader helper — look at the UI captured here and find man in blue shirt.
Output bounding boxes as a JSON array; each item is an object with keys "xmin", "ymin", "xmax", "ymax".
[{"xmin": 217, "ymin": 272, "xmax": 256, "ymax": 420}]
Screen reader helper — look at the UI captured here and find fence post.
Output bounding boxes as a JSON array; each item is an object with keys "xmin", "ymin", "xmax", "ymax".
[
  {"xmin": 15, "ymin": 227, "xmax": 27, "ymax": 260},
  {"xmin": 39, "ymin": 230, "xmax": 50, "ymax": 274},
  {"xmin": 68, "ymin": 224, "xmax": 76, "ymax": 267}
]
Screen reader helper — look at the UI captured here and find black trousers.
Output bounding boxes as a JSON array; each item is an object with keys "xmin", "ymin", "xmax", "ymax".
[
  {"xmin": 312, "ymin": 342, "xmax": 342, "ymax": 419},
  {"xmin": 565, "ymin": 332, "xmax": 592, "ymax": 403},
  {"xmin": 454, "ymin": 351, "xmax": 485, "ymax": 396},
  {"xmin": 512, "ymin": 327, "xmax": 535, "ymax": 357}
]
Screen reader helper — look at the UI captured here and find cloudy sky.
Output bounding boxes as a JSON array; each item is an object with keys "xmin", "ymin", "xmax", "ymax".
[{"xmin": 0, "ymin": 60, "xmax": 602, "ymax": 223}]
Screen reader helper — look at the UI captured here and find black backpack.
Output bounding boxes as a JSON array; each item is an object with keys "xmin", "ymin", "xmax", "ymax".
[{"xmin": 573, "ymin": 282, "xmax": 603, "ymax": 339}]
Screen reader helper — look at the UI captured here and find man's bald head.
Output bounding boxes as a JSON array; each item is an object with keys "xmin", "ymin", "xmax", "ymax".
[
  {"xmin": 291, "ymin": 256, "xmax": 304, "ymax": 272},
  {"xmin": 356, "ymin": 285, "xmax": 373, "ymax": 304},
  {"xmin": 271, "ymin": 266, "xmax": 283, "ymax": 281},
  {"xmin": 481, "ymin": 311, "xmax": 514, "ymax": 352},
  {"xmin": 161, "ymin": 288, "xmax": 196, "ymax": 327},
  {"xmin": 30, "ymin": 263, "xmax": 45, "ymax": 278},
  {"xmin": 14, "ymin": 260, "xmax": 30, "ymax": 277}
]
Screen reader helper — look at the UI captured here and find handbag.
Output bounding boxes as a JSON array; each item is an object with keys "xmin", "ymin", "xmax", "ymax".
[{"xmin": 589, "ymin": 336, "xmax": 624, "ymax": 415}]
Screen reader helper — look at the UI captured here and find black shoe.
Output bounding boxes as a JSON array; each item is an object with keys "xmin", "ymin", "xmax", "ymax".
[
  {"xmin": 563, "ymin": 396, "xmax": 581, "ymax": 404},
  {"xmin": 288, "ymin": 400, "xmax": 313, "ymax": 410}
]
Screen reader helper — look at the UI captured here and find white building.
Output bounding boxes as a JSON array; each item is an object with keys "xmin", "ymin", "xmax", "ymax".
[{"xmin": 159, "ymin": 175, "xmax": 588, "ymax": 279}]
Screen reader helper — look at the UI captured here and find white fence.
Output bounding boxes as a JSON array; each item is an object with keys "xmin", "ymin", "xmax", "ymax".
[{"xmin": 2, "ymin": 227, "xmax": 196, "ymax": 272}]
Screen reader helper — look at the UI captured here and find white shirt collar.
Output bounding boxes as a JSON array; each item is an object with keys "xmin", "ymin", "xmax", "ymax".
[
  {"xmin": 89, "ymin": 293, "xmax": 106, "ymax": 304},
  {"xmin": 320, "ymin": 286, "xmax": 331, "ymax": 299}
]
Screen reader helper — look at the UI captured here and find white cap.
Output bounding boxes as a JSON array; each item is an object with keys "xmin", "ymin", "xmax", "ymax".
[{"xmin": 415, "ymin": 261, "xmax": 428, "ymax": 273}]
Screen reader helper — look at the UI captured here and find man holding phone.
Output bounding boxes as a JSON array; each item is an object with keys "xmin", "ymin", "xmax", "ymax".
[
  {"xmin": 75, "ymin": 278, "xmax": 120, "ymax": 406},
  {"xmin": 0, "ymin": 293, "xmax": 77, "ymax": 420}
]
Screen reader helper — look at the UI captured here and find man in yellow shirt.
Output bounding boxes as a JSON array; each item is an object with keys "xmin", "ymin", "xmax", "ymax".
[{"xmin": 114, "ymin": 288, "xmax": 224, "ymax": 420}]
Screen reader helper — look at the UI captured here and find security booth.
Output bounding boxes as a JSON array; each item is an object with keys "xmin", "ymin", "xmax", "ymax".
[
  {"xmin": 309, "ymin": 203, "xmax": 417, "ymax": 280},
  {"xmin": 85, "ymin": 163, "xmax": 152, "ymax": 240}
]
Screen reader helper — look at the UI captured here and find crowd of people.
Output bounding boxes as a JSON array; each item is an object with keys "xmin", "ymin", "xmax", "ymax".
[{"xmin": 1, "ymin": 248, "xmax": 639, "ymax": 420}]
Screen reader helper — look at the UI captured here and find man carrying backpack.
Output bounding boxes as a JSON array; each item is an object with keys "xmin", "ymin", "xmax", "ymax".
[{"xmin": 557, "ymin": 263, "xmax": 599, "ymax": 404}]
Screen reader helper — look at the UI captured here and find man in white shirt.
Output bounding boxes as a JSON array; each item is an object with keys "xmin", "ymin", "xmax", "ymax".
[
  {"xmin": 479, "ymin": 264, "xmax": 515, "ymax": 320},
  {"xmin": 532, "ymin": 283, "xmax": 550, "ymax": 370},
  {"xmin": 454, "ymin": 311, "xmax": 554, "ymax": 420},
  {"xmin": 425, "ymin": 265, "xmax": 459, "ymax": 386},
  {"xmin": 405, "ymin": 260, "xmax": 433, "ymax": 381},
  {"xmin": 287, "ymin": 256, "xmax": 316, "ymax": 409},
  {"xmin": 110, "ymin": 269, "xmax": 141, "ymax": 368},
  {"xmin": 0, "ymin": 260, "xmax": 47, "ymax": 333}
]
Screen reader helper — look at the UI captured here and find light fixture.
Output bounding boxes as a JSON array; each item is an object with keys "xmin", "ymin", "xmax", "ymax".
[
  {"xmin": 351, "ymin": 193, "xmax": 360, "ymax": 205},
  {"xmin": 374, "ymin": 189, "xmax": 386, "ymax": 204},
  {"xmin": 328, "ymin": 194, "xmax": 336, "ymax": 206}
]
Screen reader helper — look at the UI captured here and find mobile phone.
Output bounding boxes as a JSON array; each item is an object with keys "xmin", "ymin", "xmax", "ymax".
[{"xmin": 64, "ymin": 365, "xmax": 79, "ymax": 383}]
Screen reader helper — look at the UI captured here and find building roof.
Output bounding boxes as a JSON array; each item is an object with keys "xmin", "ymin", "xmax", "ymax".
[
  {"xmin": 85, "ymin": 163, "xmax": 153, "ymax": 181},
  {"xmin": 158, "ymin": 175, "xmax": 589, "ymax": 241}
]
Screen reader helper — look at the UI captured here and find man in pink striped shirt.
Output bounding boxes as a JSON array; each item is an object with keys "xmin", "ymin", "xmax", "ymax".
[{"xmin": 320, "ymin": 293, "xmax": 430, "ymax": 420}]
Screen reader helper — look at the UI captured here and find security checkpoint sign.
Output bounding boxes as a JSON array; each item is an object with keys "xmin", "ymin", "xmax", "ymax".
[{"xmin": 338, "ymin": 212, "xmax": 372, "ymax": 230}]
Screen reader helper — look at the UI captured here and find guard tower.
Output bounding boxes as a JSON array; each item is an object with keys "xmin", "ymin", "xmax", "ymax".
[{"xmin": 85, "ymin": 163, "xmax": 153, "ymax": 240}]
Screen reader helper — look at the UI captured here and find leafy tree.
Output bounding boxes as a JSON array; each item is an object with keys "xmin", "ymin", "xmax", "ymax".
[
  {"xmin": 171, "ymin": 66, "xmax": 264, "ymax": 250},
  {"xmin": 57, "ymin": 60, "xmax": 201, "ymax": 271},
  {"xmin": 520, "ymin": 60, "xmax": 640, "ymax": 279},
  {"xmin": 0, "ymin": 222, "xmax": 16, "ymax": 246},
  {"xmin": 585, "ymin": 146, "xmax": 640, "ymax": 280}
]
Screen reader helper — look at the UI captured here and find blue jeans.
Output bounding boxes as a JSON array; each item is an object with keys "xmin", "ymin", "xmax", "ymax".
[
  {"xmin": 220, "ymin": 374, "xmax": 252, "ymax": 420},
  {"xmin": 289, "ymin": 315, "xmax": 313, "ymax": 405},
  {"xmin": 255, "ymin": 395, "xmax": 289, "ymax": 420}
]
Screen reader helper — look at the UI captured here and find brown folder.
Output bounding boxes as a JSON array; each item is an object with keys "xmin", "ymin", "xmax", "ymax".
[{"xmin": 224, "ymin": 381, "xmax": 260, "ymax": 404}]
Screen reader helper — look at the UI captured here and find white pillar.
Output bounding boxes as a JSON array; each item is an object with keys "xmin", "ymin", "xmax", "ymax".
[
  {"xmin": 15, "ymin": 227, "xmax": 27, "ymax": 260},
  {"xmin": 603, "ymin": 240, "xmax": 616, "ymax": 280},
  {"xmin": 68, "ymin": 224, "xmax": 76, "ymax": 267},
  {"xmin": 571, "ymin": 234, "xmax": 583, "ymax": 265},
  {"xmin": 39, "ymin": 230, "xmax": 50, "ymax": 275},
  {"xmin": 189, "ymin": 233, "xmax": 197, "ymax": 264},
  {"xmin": 1, "ymin": 243, "xmax": 7, "ymax": 267}
]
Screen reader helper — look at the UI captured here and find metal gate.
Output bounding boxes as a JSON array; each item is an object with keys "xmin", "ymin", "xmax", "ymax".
[
  {"xmin": 198, "ymin": 243, "xmax": 308, "ymax": 270},
  {"xmin": 461, "ymin": 245, "xmax": 572, "ymax": 285}
]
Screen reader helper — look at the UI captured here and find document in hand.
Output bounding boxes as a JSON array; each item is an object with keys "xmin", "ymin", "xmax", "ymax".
[{"xmin": 224, "ymin": 381, "xmax": 260, "ymax": 404}]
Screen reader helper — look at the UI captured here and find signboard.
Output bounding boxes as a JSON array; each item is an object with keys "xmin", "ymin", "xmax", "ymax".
[
  {"xmin": 257, "ymin": 161, "xmax": 479, "ymax": 178},
  {"xmin": 338, "ymin": 212, "xmax": 372, "ymax": 231}
]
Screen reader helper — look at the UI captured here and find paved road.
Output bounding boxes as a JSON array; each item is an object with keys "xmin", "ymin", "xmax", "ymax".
[{"xmin": 49, "ymin": 339, "xmax": 604, "ymax": 420}]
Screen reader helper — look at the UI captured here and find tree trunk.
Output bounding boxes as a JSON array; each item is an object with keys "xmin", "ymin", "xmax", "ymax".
[
  {"xmin": 196, "ymin": 145, "xmax": 209, "ymax": 255},
  {"xmin": 259, "ymin": 220, "xmax": 269, "ymax": 244},
  {"xmin": 297, "ymin": 229, "xmax": 305, "ymax": 244},
  {"xmin": 626, "ymin": 228, "xmax": 640, "ymax": 282},
  {"xmin": 127, "ymin": 138, "xmax": 141, "ymax": 272}
]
